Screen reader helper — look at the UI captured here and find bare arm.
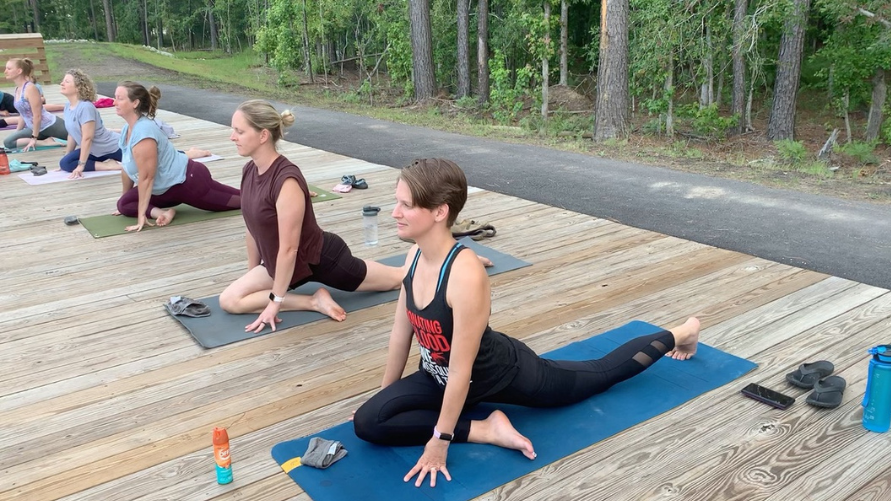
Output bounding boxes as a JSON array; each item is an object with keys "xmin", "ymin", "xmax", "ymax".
[
  {"xmin": 128, "ymin": 138, "xmax": 158, "ymax": 231},
  {"xmin": 435, "ymin": 252, "xmax": 490, "ymax": 436},
  {"xmin": 76, "ymin": 120, "xmax": 96, "ymax": 168},
  {"xmin": 23, "ymin": 85, "xmax": 42, "ymax": 147},
  {"xmin": 405, "ymin": 250, "xmax": 491, "ymax": 486},
  {"xmin": 270, "ymin": 178, "xmax": 304, "ymax": 298}
]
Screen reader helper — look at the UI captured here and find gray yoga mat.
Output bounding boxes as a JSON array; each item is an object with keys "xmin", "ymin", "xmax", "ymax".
[{"xmin": 171, "ymin": 238, "xmax": 531, "ymax": 348}]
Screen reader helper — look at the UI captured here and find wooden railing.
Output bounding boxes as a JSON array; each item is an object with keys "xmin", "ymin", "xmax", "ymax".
[{"xmin": 0, "ymin": 33, "xmax": 52, "ymax": 85}]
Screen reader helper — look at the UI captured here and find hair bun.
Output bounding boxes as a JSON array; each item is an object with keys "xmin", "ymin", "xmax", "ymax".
[{"xmin": 280, "ymin": 109, "xmax": 295, "ymax": 128}]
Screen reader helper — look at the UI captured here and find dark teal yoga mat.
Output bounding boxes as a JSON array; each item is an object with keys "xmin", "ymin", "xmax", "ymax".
[
  {"xmin": 170, "ymin": 238, "xmax": 531, "ymax": 348},
  {"xmin": 271, "ymin": 320, "xmax": 757, "ymax": 501}
]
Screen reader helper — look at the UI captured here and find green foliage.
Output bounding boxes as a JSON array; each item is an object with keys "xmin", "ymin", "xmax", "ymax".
[
  {"xmin": 677, "ymin": 104, "xmax": 739, "ymax": 140},
  {"xmin": 487, "ymin": 51, "xmax": 533, "ymax": 124},
  {"xmin": 774, "ymin": 139, "xmax": 809, "ymax": 164},
  {"xmin": 837, "ymin": 141, "xmax": 880, "ymax": 165}
]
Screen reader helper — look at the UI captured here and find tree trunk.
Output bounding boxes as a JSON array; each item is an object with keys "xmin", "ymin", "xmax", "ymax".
[
  {"xmin": 455, "ymin": 0, "xmax": 471, "ymax": 98},
  {"xmin": 731, "ymin": 0, "xmax": 746, "ymax": 132},
  {"xmin": 142, "ymin": 0, "xmax": 150, "ymax": 46},
  {"xmin": 155, "ymin": 0, "xmax": 163, "ymax": 48},
  {"xmin": 866, "ymin": 69, "xmax": 887, "ymax": 143},
  {"xmin": 89, "ymin": 0, "xmax": 100, "ymax": 40},
  {"xmin": 102, "ymin": 0, "xmax": 115, "ymax": 41},
  {"xmin": 843, "ymin": 91, "xmax": 851, "ymax": 143},
  {"xmin": 302, "ymin": 0, "xmax": 314, "ymax": 82},
  {"xmin": 594, "ymin": 0, "xmax": 630, "ymax": 141},
  {"xmin": 767, "ymin": 0, "xmax": 810, "ymax": 140},
  {"xmin": 541, "ymin": 1, "xmax": 550, "ymax": 121},
  {"xmin": 30, "ymin": 0, "xmax": 40, "ymax": 33},
  {"xmin": 700, "ymin": 25, "xmax": 713, "ymax": 108},
  {"xmin": 559, "ymin": 0, "xmax": 568, "ymax": 86},
  {"xmin": 665, "ymin": 48, "xmax": 674, "ymax": 137},
  {"xmin": 208, "ymin": 0, "xmax": 219, "ymax": 51},
  {"xmin": 409, "ymin": 0, "xmax": 437, "ymax": 101},
  {"xmin": 477, "ymin": 0, "xmax": 490, "ymax": 104}
]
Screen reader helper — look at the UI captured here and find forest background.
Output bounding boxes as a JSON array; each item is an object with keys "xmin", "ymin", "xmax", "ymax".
[{"xmin": 6, "ymin": 0, "xmax": 891, "ymax": 202}]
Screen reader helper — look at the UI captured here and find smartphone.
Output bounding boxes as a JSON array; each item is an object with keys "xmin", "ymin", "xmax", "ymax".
[{"xmin": 741, "ymin": 383, "xmax": 795, "ymax": 410}]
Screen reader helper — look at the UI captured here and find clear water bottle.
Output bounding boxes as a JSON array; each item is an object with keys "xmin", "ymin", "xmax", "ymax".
[
  {"xmin": 363, "ymin": 206, "xmax": 380, "ymax": 246},
  {"xmin": 862, "ymin": 345, "xmax": 891, "ymax": 432}
]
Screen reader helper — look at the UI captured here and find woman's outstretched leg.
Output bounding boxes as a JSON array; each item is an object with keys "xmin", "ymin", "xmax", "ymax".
[{"xmin": 489, "ymin": 318, "xmax": 701, "ymax": 408}]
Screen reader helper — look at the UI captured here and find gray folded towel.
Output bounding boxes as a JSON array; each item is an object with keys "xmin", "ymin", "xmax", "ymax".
[
  {"xmin": 302, "ymin": 437, "xmax": 347, "ymax": 469},
  {"xmin": 165, "ymin": 296, "xmax": 211, "ymax": 318}
]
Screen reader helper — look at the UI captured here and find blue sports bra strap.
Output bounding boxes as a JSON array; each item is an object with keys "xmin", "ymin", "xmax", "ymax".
[
  {"xmin": 436, "ymin": 242, "xmax": 465, "ymax": 292},
  {"xmin": 408, "ymin": 248, "xmax": 423, "ymax": 279}
]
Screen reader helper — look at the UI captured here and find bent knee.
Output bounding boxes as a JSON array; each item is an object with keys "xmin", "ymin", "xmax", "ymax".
[
  {"xmin": 352, "ymin": 405, "xmax": 385, "ymax": 444},
  {"xmin": 218, "ymin": 287, "xmax": 252, "ymax": 314}
]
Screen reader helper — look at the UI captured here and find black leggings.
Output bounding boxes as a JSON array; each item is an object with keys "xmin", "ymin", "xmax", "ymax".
[{"xmin": 353, "ymin": 329, "xmax": 675, "ymax": 446}]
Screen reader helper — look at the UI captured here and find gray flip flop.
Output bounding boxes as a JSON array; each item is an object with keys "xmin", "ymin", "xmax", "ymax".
[
  {"xmin": 805, "ymin": 376, "xmax": 846, "ymax": 408},
  {"xmin": 165, "ymin": 296, "xmax": 211, "ymax": 318},
  {"xmin": 785, "ymin": 360, "xmax": 835, "ymax": 388}
]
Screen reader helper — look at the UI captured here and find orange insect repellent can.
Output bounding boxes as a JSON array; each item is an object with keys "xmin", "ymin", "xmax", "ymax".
[{"xmin": 212, "ymin": 427, "xmax": 233, "ymax": 484}]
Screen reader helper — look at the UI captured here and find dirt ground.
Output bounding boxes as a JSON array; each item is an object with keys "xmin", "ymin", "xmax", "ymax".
[{"xmin": 54, "ymin": 44, "xmax": 891, "ymax": 204}]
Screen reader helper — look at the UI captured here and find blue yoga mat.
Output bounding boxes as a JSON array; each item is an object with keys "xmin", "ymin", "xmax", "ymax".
[{"xmin": 271, "ymin": 321, "xmax": 757, "ymax": 501}]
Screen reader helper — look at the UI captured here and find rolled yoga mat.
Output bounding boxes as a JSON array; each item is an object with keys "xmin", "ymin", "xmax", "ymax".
[
  {"xmin": 271, "ymin": 320, "xmax": 757, "ymax": 501},
  {"xmin": 170, "ymin": 238, "xmax": 531, "ymax": 348},
  {"xmin": 78, "ymin": 185, "xmax": 339, "ymax": 238}
]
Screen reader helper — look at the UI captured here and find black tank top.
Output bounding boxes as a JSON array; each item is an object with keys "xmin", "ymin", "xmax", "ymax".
[{"xmin": 404, "ymin": 242, "xmax": 518, "ymax": 398}]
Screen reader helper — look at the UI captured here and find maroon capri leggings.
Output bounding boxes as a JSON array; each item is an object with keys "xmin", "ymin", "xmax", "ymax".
[{"xmin": 117, "ymin": 159, "xmax": 241, "ymax": 218}]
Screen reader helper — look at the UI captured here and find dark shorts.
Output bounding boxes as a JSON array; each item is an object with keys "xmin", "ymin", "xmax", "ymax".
[{"xmin": 290, "ymin": 232, "xmax": 368, "ymax": 292}]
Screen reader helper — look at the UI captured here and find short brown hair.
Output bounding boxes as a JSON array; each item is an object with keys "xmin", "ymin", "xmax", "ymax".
[{"xmin": 398, "ymin": 158, "xmax": 467, "ymax": 226}]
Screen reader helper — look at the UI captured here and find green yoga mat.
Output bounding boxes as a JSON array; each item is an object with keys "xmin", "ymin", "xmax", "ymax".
[{"xmin": 79, "ymin": 185, "xmax": 340, "ymax": 238}]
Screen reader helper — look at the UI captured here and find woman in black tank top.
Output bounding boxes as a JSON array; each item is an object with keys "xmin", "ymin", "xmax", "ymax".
[{"xmin": 353, "ymin": 159, "xmax": 702, "ymax": 488}]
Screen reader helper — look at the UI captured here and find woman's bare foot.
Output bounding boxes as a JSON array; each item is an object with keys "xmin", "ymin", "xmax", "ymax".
[
  {"xmin": 155, "ymin": 208, "xmax": 177, "ymax": 226},
  {"xmin": 311, "ymin": 288, "xmax": 346, "ymax": 321},
  {"xmin": 667, "ymin": 317, "xmax": 700, "ymax": 360},
  {"xmin": 94, "ymin": 159, "xmax": 122, "ymax": 171},
  {"xmin": 309, "ymin": 191, "xmax": 318, "ymax": 198},
  {"xmin": 469, "ymin": 410, "xmax": 536, "ymax": 459},
  {"xmin": 185, "ymin": 147, "xmax": 212, "ymax": 159},
  {"xmin": 478, "ymin": 256, "xmax": 493, "ymax": 268}
]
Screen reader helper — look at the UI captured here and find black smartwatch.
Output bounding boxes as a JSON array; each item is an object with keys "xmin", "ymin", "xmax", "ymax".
[
  {"xmin": 433, "ymin": 427, "xmax": 453, "ymax": 442},
  {"xmin": 269, "ymin": 292, "xmax": 284, "ymax": 303}
]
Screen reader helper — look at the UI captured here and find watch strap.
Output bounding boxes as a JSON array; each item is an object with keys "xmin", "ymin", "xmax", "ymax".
[
  {"xmin": 433, "ymin": 427, "xmax": 453, "ymax": 442},
  {"xmin": 269, "ymin": 292, "xmax": 285, "ymax": 303}
]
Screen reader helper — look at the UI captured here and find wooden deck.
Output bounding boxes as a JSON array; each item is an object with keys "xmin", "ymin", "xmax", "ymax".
[{"xmin": 2, "ymin": 86, "xmax": 891, "ymax": 501}]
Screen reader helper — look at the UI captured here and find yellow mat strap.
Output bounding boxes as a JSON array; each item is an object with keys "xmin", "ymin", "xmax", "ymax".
[{"xmin": 280, "ymin": 457, "xmax": 302, "ymax": 473}]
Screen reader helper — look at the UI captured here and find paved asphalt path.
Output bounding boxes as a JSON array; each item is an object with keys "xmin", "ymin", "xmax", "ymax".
[{"xmin": 98, "ymin": 82, "xmax": 891, "ymax": 290}]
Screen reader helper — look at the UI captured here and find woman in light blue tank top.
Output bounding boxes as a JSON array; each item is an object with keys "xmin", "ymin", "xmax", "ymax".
[
  {"xmin": 113, "ymin": 81, "xmax": 240, "ymax": 232},
  {"xmin": 3, "ymin": 58, "xmax": 68, "ymax": 150}
]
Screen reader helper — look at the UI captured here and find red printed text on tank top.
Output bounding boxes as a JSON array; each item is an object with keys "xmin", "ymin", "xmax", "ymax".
[{"xmin": 407, "ymin": 310, "xmax": 451, "ymax": 384}]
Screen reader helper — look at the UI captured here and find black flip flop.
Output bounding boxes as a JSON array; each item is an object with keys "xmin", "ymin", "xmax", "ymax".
[
  {"xmin": 30, "ymin": 165, "xmax": 47, "ymax": 176},
  {"xmin": 805, "ymin": 376, "xmax": 846, "ymax": 408},
  {"xmin": 785, "ymin": 360, "xmax": 834, "ymax": 388},
  {"xmin": 352, "ymin": 178, "xmax": 368, "ymax": 189}
]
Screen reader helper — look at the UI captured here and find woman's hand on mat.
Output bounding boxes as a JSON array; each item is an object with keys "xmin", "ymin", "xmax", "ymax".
[
  {"xmin": 68, "ymin": 169, "xmax": 84, "ymax": 179},
  {"xmin": 23, "ymin": 138, "xmax": 36, "ymax": 152},
  {"xmin": 246, "ymin": 302, "xmax": 282, "ymax": 333},
  {"xmin": 125, "ymin": 215, "xmax": 154, "ymax": 232},
  {"xmin": 405, "ymin": 438, "xmax": 451, "ymax": 487}
]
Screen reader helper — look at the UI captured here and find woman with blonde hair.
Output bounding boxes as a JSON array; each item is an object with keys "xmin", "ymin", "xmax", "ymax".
[
  {"xmin": 219, "ymin": 99, "xmax": 407, "ymax": 332},
  {"xmin": 113, "ymin": 81, "xmax": 240, "ymax": 232},
  {"xmin": 3, "ymin": 58, "xmax": 68, "ymax": 150},
  {"xmin": 59, "ymin": 69, "xmax": 122, "ymax": 179}
]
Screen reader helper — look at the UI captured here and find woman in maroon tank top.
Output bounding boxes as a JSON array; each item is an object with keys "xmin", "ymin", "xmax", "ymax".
[{"xmin": 218, "ymin": 100, "xmax": 407, "ymax": 333}]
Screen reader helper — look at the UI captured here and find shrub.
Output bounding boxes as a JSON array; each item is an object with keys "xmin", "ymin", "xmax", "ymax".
[{"xmin": 774, "ymin": 139, "xmax": 808, "ymax": 164}]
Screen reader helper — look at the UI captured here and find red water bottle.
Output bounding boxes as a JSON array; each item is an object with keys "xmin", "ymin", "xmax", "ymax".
[
  {"xmin": 212, "ymin": 427, "xmax": 234, "ymax": 484},
  {"xmin": 0, "ymin": 149, "xmax": 9, "ymax": 175}
]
